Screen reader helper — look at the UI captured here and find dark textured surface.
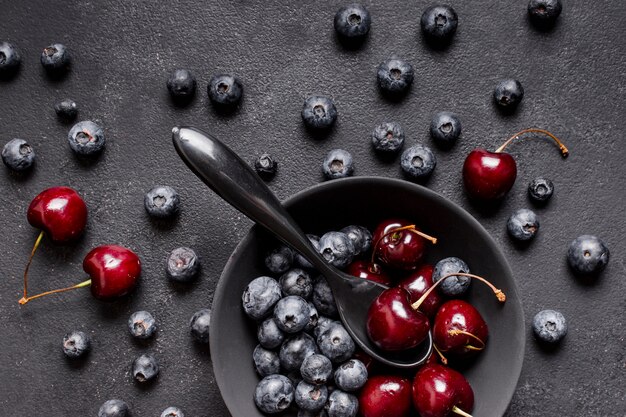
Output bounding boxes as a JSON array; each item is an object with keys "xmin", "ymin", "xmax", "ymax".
[{"xmin": 0, "ymin": 0, "xmax": 624, "ymax": 416}]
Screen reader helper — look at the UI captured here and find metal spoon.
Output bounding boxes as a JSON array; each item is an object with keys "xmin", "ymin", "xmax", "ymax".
[{"xmin": 172, "ymin": 126, "xmax": 432, "ymax": 368}]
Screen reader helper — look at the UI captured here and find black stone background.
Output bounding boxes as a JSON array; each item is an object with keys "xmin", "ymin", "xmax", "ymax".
[{"xmin": 1, "ymin": 0, "xmax": 624, "ymax": 416}]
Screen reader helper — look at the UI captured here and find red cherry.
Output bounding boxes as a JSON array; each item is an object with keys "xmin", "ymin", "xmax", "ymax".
[
  {"xmin": 347, "ymin": 259, "xmax": 392, "ymax": 286},
  {"xmin": 412, "ymin": 363, "xmax": 474, "ymax": 417},
  {"xmin": 372, "ymin": 219, "xmax": 437, "ymax": 270},
  {"xmin": 397, "ymin": 264, "xmax": 442, "ymax": 319},
  {"xmin": 462, "ymin": 128, "xmax": 568, "ymax": 200},
  {"xmin": 359, "ymin": 375, "xmax": 413, "ymax": 417},
  {"xmin": 27, "ymin": 186, "xmax": 88, "ymax": 242},
  {"xmin": 433, "ymin": 300, "xmax": 488, "ymax": 362}
]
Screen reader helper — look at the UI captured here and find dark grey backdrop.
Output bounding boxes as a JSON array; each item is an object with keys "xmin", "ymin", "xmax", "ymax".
[{"xmin": 1, "ymin": 0, "xmax": 624, "ymax": 416}]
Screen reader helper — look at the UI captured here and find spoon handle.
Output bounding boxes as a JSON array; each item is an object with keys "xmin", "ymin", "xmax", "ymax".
[{"xmin": 172, "ymin": 126, "xmax": 332, "ymax": 275}]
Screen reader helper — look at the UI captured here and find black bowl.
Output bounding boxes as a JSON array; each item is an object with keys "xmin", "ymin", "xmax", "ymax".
[{"xmin": 210, "ymin": 177, "xmax": 524, "ymax": 417}]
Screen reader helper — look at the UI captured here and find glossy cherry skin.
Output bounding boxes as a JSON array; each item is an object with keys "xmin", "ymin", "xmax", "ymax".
[
  {"xmin": 359, "ymin": 375, "xmax": 413, "ymax": 417},
  {"xmin": 397, "ymin": 264, "xmax": 442, "ymax": 320},
  {"xmin": 366, "ymin": 287, "xmax": 429, "ymax": 351},
  {"xmin": 412, "ymin": 363, "xmax": 474, "ymax": 417},
  {"xmin": 433, "ymin": 300, "xmax": 488, "ymax": 359},
  {"xmin": 83, "ymin": 245, "xmax": 141, "ymax": 300},
  {"xmin": 347, "ymin": 259, "xmax": 392, "ymax": 286},
  {"xmin": 462, "ymin": 149, "xmax": 517, "ymax": 200},
  {"xmin": 27, "ymin": 186, "xmax": 88, "ymax": 242},
  {"xmin": 372, "ymin": 219, "xmax": 426, "ymax": 270}
]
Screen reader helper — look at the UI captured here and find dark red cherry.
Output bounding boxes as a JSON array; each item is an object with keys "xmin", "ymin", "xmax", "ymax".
[
  {"xmin": 397, "ymin": 264, "xmax": 442, "ymax": 319},
  {"xmin": 412, "ymin": 363, "xmax": 474, "ymax": 417},
  {"xmin": 84, "ymin": 245, "xmax": 141, "ymax": 300},
  {"xmin": 462, "ymin": 128, "xmax": 568, "ymax": 200},
  {"xmin": 359, "ymin": 375, "xmax": 413, "ymax": 417},
  {"xmin": 347, "ymin": 259, "xmax": 392, "ymax": 286},
  {"xmin": 372, "ymin": 219, "xmax": 436, "ymax": 270},
  {"xmin": 433, "ymin": 300, "xmax": 488, "ymax": 362},
  {"xmin": 27, "ymin": 186, "xmax": 88, "ymax": 242}
]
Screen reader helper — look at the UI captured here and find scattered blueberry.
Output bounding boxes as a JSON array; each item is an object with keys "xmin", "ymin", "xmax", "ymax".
[
  {"xmin": 161, "ymin": 406, "xmax": 185, "ymax": 417},
  {"xmin": 334, "ymin": 4, "xmax": 371, "ymax": 41},
  {"xmin": 40, "ymin": 43, "xmax": 70, "ymax": 73},
  {"xmin": 128, "ymin": 310, "xmax": 157, "ymax": 339},
  {"xmin": 166, "ymin": 247, "xmax": 200, "ymax": 282},
  {"xmin": 243, "ymin": 276, "xmax": 283, "ymax": 321},
  {"xmin": 167, "ymin": 69, "xmax": 196, "ymax": 99},
  {"xmin": 494, "ymin": 79, "xmax": 524, "ymax": 109},
  {"xmin": 334, "ymin": 359, "xmax": 368, "ymax": 392},
  {"xmin": 432, "ymin": 257, "xmax": 471, "ymax": 296},
  {"xmin": 144, "ymin": 185, "xmax": 180, "ymax": 218},
  {"xmin": 421, "ymin": 5, "xmax": 459, "ymax": 43},
  {"xmin": 279, "ymin": 333, "xmax": 319, "ymax": 372},
  {"xmin": 312, "ymin": 277, "xmax": 338, "ymax": 318},
  {"xmin": 316, "ymin": 322, "xmax": 355, "ymax": 363},
  {"xmin": 274, "ymin": 295, "xmax": 311, "ymax": 334},
  {"xmin": 258, "ymin": 317, "xmax": 286, "ymax": 349},
  {"xmin": 132, "ymin": 353, "xmax": 159, "ymax": 382},
  {"xmin": 313, "ymin": 316, "xmax": 338, "ymax": 339},
  {"xmin": 532, "ymin": 309, "xmax": 567, "ymax": 344},
  {"xmin": 207, "ymin": 74, "xmax": 243, "ymax": 107},
  {"xmin": 253, "ymin": 345, "xmax": 281, "ymax": 377},
  {"xmin": 567, "ymin": 235, "xmax": 610, "ymax": 276},
  {"xmin": 67, "ymin": 120, "xmax": 105, "ymax": 156},
  {"xmin": 254, "ymin": 153, "xmax": 278, "ymax": 180},
  {"xmin": 189, "ymin": 308, "xmax": 211, "ymax": 343},
  {"xmin": 254, "ymin": 374, "xmax": 294, "ymax": 414},
  {"xmin": 2, "ymin": 138, "xmax": 35, "ymax": 172},
  {"xmin": 507, "ymin": 208, "xmax": 540, "ymax": 241},
  {"xmin": 326, "ymin": 390, "xmax": 359, "ymax": 417},
  {"xmin": 305, "ymin": 302, "xmax": 320, "ymax": 333},
  {"xmin": 301, "ymin": 353, "xmax": 333, "ymax": 385},
  {"xmin": 318, "ymin": 231, "xmax": 355, "ymax": 269},
  {"xmin": 528, "ymin": 0, "xmax": 562, "ymax": 27},
  {"xmin": 266, "ymin": 245, "xmax": 294, "ymax": 274},
  {"xmin": 98, "ymin": 399, "xmax": 130, "ymax": 417},
  {"xmin": 296, "ymin": 381, "xmax": 329, "ymax": 412},
  {"xmin": 54, "ymin": 99, "xmax": 78, "ymax": 121},
  {"xmin": 528, "ymin": 177, "xmax": 554, "ymax": 203},
  {"xmin": 322, "ymin": 149, "xmax": 354, "ymax": 180},
  {"xmin": 302, "ymin": 96, "xmax": 338, "ymax": 130},
  {"xmin": 377, "ymin": 58, "xmax": 414, "ymax": 95},
  {"xmin": 400, "ymin": 144, "xmax": 437, "ymax": 180},
  {"xmin": 430, "ymin": 111, "xmax": 462, "ymax": 148},
  {"xmin": 62, "ymin": 330, "xmax": 91, "ymax": 358},
  {"xmin": 295, "ymin": 234, "xmax": 321, "ymax": 269},
  {"xmin": 280, "ymin": 268, "xmax": 314, "ymax": 299},
  {"xmin": 340, "ymin": 225, "xmax": 372, "ymax": 256},
  {"xmin": 0, "ymin": 41, "xmax": 20, "ymax": 75},
  {"xmin": 371, "ymin": 121, "xmax": 405, "ymax": 153}
]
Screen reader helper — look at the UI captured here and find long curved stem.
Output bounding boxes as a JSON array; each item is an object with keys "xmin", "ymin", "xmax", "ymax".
[
  {"xmin": 19, "ymin": 279, "xmax": 91, "ymax": 305},
  {"xmin": 495, "ymin": 128, "xmax": 569, "ymax": 157},
  {"xmin": 23, "ymin": 231, "xmax": 45, "ymax": 299},
  {"xmin": 452, "ymin": 406, "xmax": 474, "ymax": 417},
  {"xmin": 448, "ymin": 329, "xmax": 486, "ymax": 350}
]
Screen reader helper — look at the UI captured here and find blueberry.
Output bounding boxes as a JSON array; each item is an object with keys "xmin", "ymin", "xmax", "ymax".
[
  {"xmin": 98, "ymin": 399, "xmax": 130, "ymax": 417},
  {"xmin": 494, "ymin": 79, "xmax": 524, "ymax": 109},
  {"xmin": 253, "ymin": 345, "xmax": 281, "ymax": 377},
  {"xmin": 2, "ymin": 139, "xmax": 35, "ymax": 172},
  {"xmin": 301, "ymin": 353, "xmax": 333, "ymax": 385},
  {"xmin": 40, "ymin": 43, "xmax": 70, "ymax": 72},
  {"xmin": 243, "ymin": 276, "xmax": 283, "ymax": 320},
  {"xmin": 279, "ymin": 333, "xmax": 319, "ymax": 372},
  {"xmin": 274, "ymin": 295, "xmax": 311, "ymax": 334},
  {"xmin": 312, "ymin": 277, "xmax": 338, "ymax": 318},
  {"xmin": 316, "ymin": 323, "xmax": 355, "ymax": 364},
  {"xmin": 326, "ymin": 390, "xmax": 358, "ymax": 417},
  {"xmin": 280, "ymin": 268, "xmax": 314, "ymax": 299},
  {"xmin": 371, "ymin": 121, "xmax": 405, "ymax": 153},
  {"xmin": 507, "ymin": 209, "xmax": 540, "ymax": 241},
  {"xmin": 528, "ymin": 0, "xmax": 562, "ymax": 27},
  {"xmin": 340, "ymin": 225, "xmax": 371, "ymax": 256},
  {"xmin": 68, "ymin": 120, "xmax": 105, "ymax": 156},
  {"xmin": 254, "ymin": 374, "xmax": 294, "ymax": 414},
  {"xmin": 430, "ymin": 111, "xmax": 462, "ymax": 148},
  {"xmin": 258, "ymin": 318, "xmax": 286, "ymax": 349},
  {"xmin": 161, "ymin": 406, "xmax": 185, "ymax": 417},
  {"xmin": 166, "ymin": 247, "xmax": 200, "ymax": 282},
  {"xmin": 567, "ymin": 235, "xmax": 610, "ymax": 276},
  {"xmin": 528, "ymin": 177, "xmax": 554, "ymax": 203},
  {"xmin": 377, "ymin": 58, "xmax": 414, "ymax": 95},
  {"xmin": 420, "ymin": 5, "xmax": 458, "ymax": 43},
  {"xmin": 54, "ymin": 99, "xmax": 78, "ymax": 121},
  {"xmin": 334, "ymin": 4, "xmax": 371, "ymax": 40},
  {"xmin": 62, "ymin": 330, "xmax": 91, "ymax": 358},
  {"xmin": 207, "ymin": 74, "xmax": 243, "ymax": 107},
  {"xmin": 144, "ymin": 185, "xmax": 180, "ymax": 218},
  {"xmin": 302, "ymin": 96, "xmax": 337, "ymax": 130},
  {"xmin": 296, "ymin": 381, "xmax": 329, "ymax": 412},
  {"xmin": 132, "ymin": 353, "xmax": 159, "ymax": 382},
  {"xmin": 318, "ymin": 231, "xmax": 355, "ymax": 269},
  {"xmin": 189, "ymin": 308, "xmax": 211, "ymax": 343},
  {"xmin": 322, "ymin": 149, "xmax": 354, "ymax": 180},
  {"xmin": 400, "ymin": 144, "xmax": 437, "ymax": 180},
  {"xmin": 305, "ymin": 302, "xmax": 320, "ymax": 333},
  {"xmin": 0, "ymin": 41, "xmax": 20, "ymax": 75},
  {"xmin": 266, "ymin": 245, "xmax": 294, "ymax": 274},
  {"xmin": 432, "ymin": 257, "xmax": 471, "ymax": 296},
  {"xmin": 167, "ymin": 69, "xmax": 196, "ymax": 99},
  {"xmin": 532, "ymin": 309, "xmax": 567, "ymax": 344},
  {"xmin": 313, "ymin": 316, "xmax": 338, "ymax": 339},
  {"xmin": 333, "ymin": 359, "xmax": 368, "ymax": 392},
  {"xmin": 254, "ymin": 153, "xmax": 278, "ymax": 180},
  {"xmin": 295, "ymin": 234, "xmax": 321, "ymax": 269},
  {"xmin": 128, "ymin": 310, "xmax": 157, "ymax": 339}
]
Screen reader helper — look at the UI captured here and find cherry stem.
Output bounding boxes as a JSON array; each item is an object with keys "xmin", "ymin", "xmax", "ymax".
[
  {"xmin": 494, "ymin": 128, "xmax": 569, "ymax": 157},
  {"xmin": 452, "ymin": 405, "xmax": 474, "ymax": 417},
  {"xmin": 433, "ymin": 344, "xmax": 448, "ymax": 365},
  {"xmin": 448, "ymin": 329, "xmax": 486, "ymax": 350},
  {"xmin": 23, "ymin": 230, "xmax": 45, "ymax": 299},
  {"xmin": 18, "ymin": 279, "xmax": 91, "ymax": 305},
  {"xmin": 370, "ymin": 224, "xmax": 438, "ymax": 265},
  {"xmin": 411, "ymin": 272, "xmax": 506, "ymax": 311}
]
